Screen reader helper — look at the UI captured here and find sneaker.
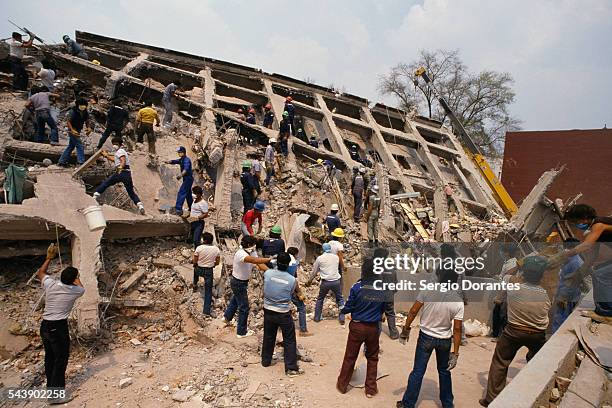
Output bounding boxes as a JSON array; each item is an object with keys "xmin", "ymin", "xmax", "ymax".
[
  {"xmin": 339, "ymin": 320, "xmax": 345, "ymax": 326},
  {"xmin": 479, "ymin": 398, "xmax": 490, "ymax": 407},
  {"xmin": 389, "ymin": 329, "xmax": 400, "ymax": 340},
  {"xmin": 93, "ymin": 192, "xmax": 101, "ymax": 202},
  {"xmin": 237, "ymin": 330, "xmax": 254, "ymax": 339},
  {"xmin": 286, "ymin": 368, "xmax": 304, "ymax": 377},
  {"xmin": 48, "ymin": 395, "xmax": 75, "ymax": 405},
  {"xmin": 137, "ymin": 202, "xmax": 145, "ymax": 215},
  {"xmin": 299, "ymin": 330, "xmax": 313, "ymax": 337},
  {"xmin": 223, "ymin": 318, "xmax": 234, "ymax": 327}
]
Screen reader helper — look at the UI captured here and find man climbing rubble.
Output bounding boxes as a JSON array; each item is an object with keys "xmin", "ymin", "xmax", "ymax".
[
  {"xmin": 284, "ymin": 96, "xmax": 296, "ymax": 135},
  {"xmin": 308, "ymin": 243, "xmax": 345, "ymax": 325},
  {"xmin": 165, "ymin": 146, "xmax": 193, "ymax": 216},
  {"xmin": 241, "ymin": 200, "xmax": 265, "ymax": 237},
  {"xmin": 189, "ymin": 186, "xmax": 210, "ymax": 248},
  {"xmin": 58, "ymin": 98, "xmax": 92, "ymax": 167},
  {"xmin": 36, "ymin": 243, "xmax": 84, "ymax": 405},
  {"xmin": 351, "ymin": 167, "xmax": 367, "ymax": 222},
  {"xmin": 135, "ymin": 100, "xmax": 160, "ymax": 164},
  {"xmin": 26, "ymin": 86, "xmax": 59, "ymax": 145},
  {"xmin": 93, "ymin": 137, "xmax": 145, "ymax": 215},
  {"xmin": 240, "ymin": 160, "xmax": 259, "ymax": 212},
  {"xmin": 279, "ymin": 111, "xmax": 291, "ymax": 157},
  {"xmin": 9, "ymin": 31, "xmax": 34, "ymax": 90},
  {"xmin": 262, "ymin": 225, "xmax": 286, "ymax": 257},
  {"xmin": 193, "ymin": 232, "xmax": 220, "ymax": 317},
  {"xmin": 365, "ymin": 184, "xmax": 381, "ymax": 246},
  {"xmin": 162, "ymin": 80, "xmax": 181, "ymax": 127},
  {"xmin": 223, "ymin": 235, "xmax": 271, "ymax": 338},
  {"xmin": 325, "ymin": 204, "xmax": 342, "ymax": 238},
  {"xmin": 263, "ymin": 103, "xmax": 274, "ymax": 128},
  {"xmin": 264, "ymin": 138, "xmax": 276, "ymax": 185},
  {"xmin": 261, "ymin": 252, "xmax": 305, "ymax": 377},
  {"xmin": 246, "ymin": 107, "xmax": 256, "ymax": 124},
  {"xmin": 62, "ymin": 35, "xmax": 88, "ymax": 59},
  {"xmin": 97, "ymin": 98, "xmax": 129, "ymax": 149}
]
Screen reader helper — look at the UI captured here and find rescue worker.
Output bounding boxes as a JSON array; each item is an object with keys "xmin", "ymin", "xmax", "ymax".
[
  {"xmin": 365, "ymin": 185, "xmax": 381, "ymax": 245},
  {"xmin": 162, "ymin": 80, "xmax": 181, "ymax": 126},
  {"xmin": 62, "ymin": 35, "xmax": 88, "ymax": 59},
  {"xmin": 190, "ymin": 186, "xmax": 210, "ymax": 248},
  {"xmin": 9, "ymin": 31, "xmax": 34, "ymax": 90},
  {"xmin": 246, "ymin": 108, "xmax": 256, "ymax": 124},
  {"xmin": 308, "ymin": 243, "xmax": 345, "ymax": 325},
  {"xmin": 286, "ymin": 247, "xmax": 311, "ymax": 336},
  {"xmin": 26, "ymin": 86, "xmax": 59, "ymax": 145},
  {"xmin": 284, "ymin": 96, "xmax": 296, "ymax": 135},
  {"xmin": 135, "ymin": 100, "xmax": 160, "ymax": 160},
  {"xmin": 279, "ymin": 111, "xmax": 291, "ymax": 157},
  {"xmin": 97, "ymin": 98, "xmax": 129, "ymax": 149},
  {"xmin": 308, "ymin": 135, "xmax": 319, "ymax": 148},
  {"xmin": 241, "ymin": 201, "xmax": 265, "ymax": 236},
  {"xmin": 325, "ymin": 204, "xmax": 342, "ymax": 237},
  {"xmin": 351, "ymin": 167, "xmax": 366, "ymax": 222},
  {"xmin": 58, "ymin": 98, "xmax": 92, "ymax": 167},
  {"xmin": 263, "ymin": 103, "xmax": 274, "ymax": 128},
  {"xmin": 264, "ymin": 138, "xmax": 276, "ymax": 185},
  {"xmin": 329, "ymin": 228, "xmax": 346, "ymax": 276},
  {"xmin": 165, "ymin": 146, "xmax": 193, "ymax": 216},
  {"xmin": 237, "ymin": 108, "xmax": 246, "ymax": 121},
  {"xmin": 262, "ymin": 225, "xmax": 286, "ymax": 257},
  {"xmin": 240, "ymin": 160, "xmax": 260, "ymax": 212},
  {"xmin": 93, "ymin": 137, "xmax": 145, "ymax": 215}
]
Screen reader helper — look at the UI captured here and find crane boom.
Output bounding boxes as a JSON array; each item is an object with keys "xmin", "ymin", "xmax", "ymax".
[{"xmin": 414, "ymin": 67, "xmax": 518, "ymax": 217}]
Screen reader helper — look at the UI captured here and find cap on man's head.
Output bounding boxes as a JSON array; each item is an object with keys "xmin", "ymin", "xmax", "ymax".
[
  {"xmin": 322, "ymin": 243, "xmax": 332, "ymax": 253},
  {"xmin": 271, "ymin": 225, "xmax": 282, "ymax": 235},
  {"xmin": 254, "ymin": 201, "xmax": 265, "ymax": 212},
  {"xmin": 62, "ymin": 35, "xmax": 70, "ymax": 42},
  {"xmin": 176, "ymin": 146, "xmax": 186, "ymax": 153}
]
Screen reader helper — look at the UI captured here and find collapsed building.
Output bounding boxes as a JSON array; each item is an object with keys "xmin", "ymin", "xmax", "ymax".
[{"xmin": 1, "ymin": 32, "xmax": 607, "ymax": 408}]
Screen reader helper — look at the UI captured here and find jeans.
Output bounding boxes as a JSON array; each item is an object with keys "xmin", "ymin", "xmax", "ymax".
[
  {"xmin": 264, "ymin": 161, "xmax": 275, "ymax": 185},
  {"xmin": 242, "ymin": 190, "xmax": 255, "ymax": 213},
  {"xmin": 136, "ymin": 123, "xmax": 156, "ymax": 154},
  {"xmin": 314, "ymin": 279, "xmax": 345, "ymax": 323},
  {"xmin": 191, "ymin": 220, "xmax": 204, "ymax": 248},
  {"xmin": 163, "ymin": 98, "xmax": 173, "ymax": 125},
  {"xmin": 223, "ymin": 277, "xmax": 250, "ymax": 335},
  {"xmin": 292, "ymin": 295, "xmax": 307, "ymax": 332},
  {"xmin": 176, "ymin": 176, "xmax": 194, "ymax": 213},
  {"xmin": 35, "ymin": 110, "xmax": 58, "ymax": 143},
  {"xmin": 401, "ymin": 331, "xmax": 453, "ymax": 408},
  {"xmin": 58, "ymin": 134, "xmax": 85, "ymax": 165},
  {"xmin": 337, "ymin": 321, "xmax": 380, "ymax": 395},
  {"xmin": 195, "ymin": 266, "xmax": 214, "ymax": 315},
  {"xmin": 9, "ymin": 56, "xmax": 28, "ymax": 90},
  {"xmin": 280, "ymin": 138, "xmax": 289, "ymax": 156},
  {"xmin": 551, "ymin": 301, "xmax": 577, "ymax": 333},
  {"xmin": 367, "ymin": 215, "xmax": 379, "ymax": 241},
  {"xmin": 40, "ymin": 319, "xmax": 70, "ymax": 388},
  {"xmin": 353, "ymin": 192, "xmax": 363, "ymax": 221},
  {"xmin": 98, "ymin": 126, "xmax": 122, "ymax": 149},
  {"xmin": 261, "ymin": 309, "xmax": 299, "ymax": 372},
  {"xmin": 96, "ymin": 170, "xmax": 141, "ymax": 205},
  {"xmin": 593, "ymin": 260, "xmax": 612, "ymax": 317}
]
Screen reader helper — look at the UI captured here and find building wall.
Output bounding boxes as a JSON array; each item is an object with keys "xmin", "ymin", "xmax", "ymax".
[{"xmin": 502, "ymin": 129, "xmax": 612, "ymax": 216}]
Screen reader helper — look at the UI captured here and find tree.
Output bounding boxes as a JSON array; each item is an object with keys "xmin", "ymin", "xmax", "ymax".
[{"xmin": 378, "ymin": 49, "xmax": 521, "ymax": 155}]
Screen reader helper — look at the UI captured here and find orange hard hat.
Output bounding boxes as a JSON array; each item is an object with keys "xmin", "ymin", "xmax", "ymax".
[
  {"xmin": 248, "ymin": 108, "xmax": 255, "ymax": 113},
  {"xmin": 286, "ymin": 96, "xmax": 293, "ymax": 102},
  {"xmin": 265, "ymin": 103, "xmax": 272, "ymax": 110}
]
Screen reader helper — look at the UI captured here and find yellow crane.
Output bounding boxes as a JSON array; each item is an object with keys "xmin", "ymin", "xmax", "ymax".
[{"xmin": 414, "ymin": 67, "xmax": 518, "ymax": 217}]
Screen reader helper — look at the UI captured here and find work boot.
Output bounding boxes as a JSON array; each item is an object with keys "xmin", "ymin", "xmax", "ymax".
[
  {"xmin": 387, "ymin": 315, "xmax": 400, "ymax": 339},
  {"xmin": 299, "ymin": 330, "xmax": 313, "ymax": 337},
  {"xmin": 137, "ymin": 202, "xmax": 145, "ymax": 215},
  {"xmin": 93, "ymin": 192, "xmax": 101, "ymax": 203}
]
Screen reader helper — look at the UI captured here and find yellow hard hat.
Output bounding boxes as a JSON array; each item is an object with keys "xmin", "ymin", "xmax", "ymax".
[
  {"xmin": 331, "ymin": 228, "xmax": 345, "ymax": 238},
  {"xmin": 450, "ymin": 223, "xmax": 460, "ymax": 229},
  {"xmin": 91, "ymin": 59, "xmax": 101, "ymax": 65},
  {"xmin": 317, "ymin": 158, "xmax": 323, "ymax": 165}
]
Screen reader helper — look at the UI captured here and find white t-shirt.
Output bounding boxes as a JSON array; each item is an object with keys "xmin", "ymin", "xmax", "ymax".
[
  {"xmin": 38, "ymin": 68, "xmax": 56, "ymax": 90},
  {"xmin": 29, "ymin": 92, "xmax": 51, "ymax": 111},
  {"xmin": 195, "ymin": 245, "xmax": 220, "ymax": 268},
  {"xmin": 312, "ymin": 252, "xmax": 340, "ymax": 281},
  {"xmin": 328, "ymin": 240, "xmax": 343, "ymax": 255},
  {"xmin": 232, "ymin": 247, "xmax": 256, "ymax": 280},
  {"xmin": 114, "ymin": 148, "xmax": 130, "ymax": 167},
  {"xmin": 190, "ymin": 200, "xmax": 209, "ymax": 218},
  {"xmin": 251, "ymin": 160, "xmax": 262, "ymax": 173},
  {"xmin": 42, "ymin": 275, "xmax": 85, "ymax": 321},
  {"xmin": 417, "ymin": 290, "xmax": 464, "ymax": 339},
  {"xmin": 9, "ymin": 39, "xmax": 24, "ymax": 59}
]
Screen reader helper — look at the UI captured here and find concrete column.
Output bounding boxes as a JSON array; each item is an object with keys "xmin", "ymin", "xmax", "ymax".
[{"xmin": 314, "ymin": 94, "xmax": 354, "ymax": 163}]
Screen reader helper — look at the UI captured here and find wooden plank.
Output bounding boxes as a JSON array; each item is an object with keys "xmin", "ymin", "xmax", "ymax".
[
  {"xmin": 72, "ymin": 148, "xmax": 104, "ymax": 178},
  {"xmin": 400, "ymin": 203, "xmax": 430, "ymax": 239}
]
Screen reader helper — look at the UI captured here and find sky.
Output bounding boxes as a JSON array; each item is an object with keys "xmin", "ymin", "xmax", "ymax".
[{"xmin": 2, "ymin": 0, "xmax": 611, "ymax": 131}]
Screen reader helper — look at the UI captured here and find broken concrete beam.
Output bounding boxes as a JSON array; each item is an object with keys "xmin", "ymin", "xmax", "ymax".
[
  {"xmin": 153, "ymin": 257, "xmax": 179, "ymax": 268},
  {"xmin": 390, "ymin": 192, "xmax": 422, "ymax": 200},
  {"xmin": 173, "ymin": 264, "xmax": 193, "ymax": 286},
  {"xmin": 0, "ymin": 240, "xmax": 70, "ymax": 259},
  {"xmin": 559, "ymin": 356, "xmax": 606, "ymax": 408},
  {"xmin": 119, "ymin": 268, "xmax": 146, "ymax": 293},
  {"xmin": 2, "ymin": 139, "xmax": 96, "ymax": 163}
]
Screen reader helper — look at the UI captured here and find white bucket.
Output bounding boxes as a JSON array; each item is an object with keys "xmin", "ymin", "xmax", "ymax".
[{"xmin": 83, "ymin": 205, "xmax": 107, "ymax": 231}]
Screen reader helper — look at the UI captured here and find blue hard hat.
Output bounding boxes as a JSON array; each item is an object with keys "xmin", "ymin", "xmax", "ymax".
[
  {"xmin": 254, "ymin": 201, "xmax": 265, "ymax": 211},
  {"xmin": 322, "ymin": 243, "xmax": 332, "ymax": 253},
  {"xmin": 176, "ymin": 146, "xmax": 186, "ymax": 153}
]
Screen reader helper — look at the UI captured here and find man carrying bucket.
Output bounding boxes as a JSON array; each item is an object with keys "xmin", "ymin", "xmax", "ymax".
[{"xmin": 93, "ymin": 137, "xmax": 145, "ymax": 215}]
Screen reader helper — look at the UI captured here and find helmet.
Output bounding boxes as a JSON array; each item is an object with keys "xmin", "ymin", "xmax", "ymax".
[
  {"xmin": 359, "ymin": 167, "xmax": 366, "ymax": 174},
  {"xmin": 282, "ymin": 111, "xmax": 289, "ymax": 117},
  {"xmin": 331, "ymin": 228, "xmax": 345, "ymax": 238},
  {"xmin": 176, "ymin": 146, "xmax": 186, "ymax": 153},
  {"xmin": 248, "ymin": 108, "xmax": 255, "ymax": 114},
  {"xmin": 317, "ymin": 158, "xmax": 324, "ymax": 165},
  {"xmin": 350, "ymin": 144, "xmax": 358, "ymax": 151},
  {"xmin": 264, "ymin": 103, "xmax": 272, "ymax": 110},
  {"xmin": 242, "ymin": 160, "xmax": 252, "ymax": 168},
  {"xmin": 286, "ymin": 96, "xmax": 293, "ymax": 102},
  {"xmin": 322, "ymin": 243, "xmax": 332, "ymax": 253},
  {"xmin": 91, "ymin": 59, "xmax": 101, "ymax": 65},
  {"xmin": 330, "ymin": 204, "xmax": 339, "ymax": 211},
  {"xmin": 62, "ymin": 35, "xmax": 70, "ymax": 42},
  {"xmin": 269, "ymin": 138, "xmax": 277, "ymax": 143},
  {"xmin": 237, "ymin": 108, "xmax": 243, "ymax": 113},
  {"xmin": 371, "ymin": 185, "xmax": 379, "ymax": 193},
  {"xmin": 254, "ymin": 201, "xmax": 265, "ymax": 212},
  {"xmin": 271, "ymin": 225, "xmax": 282, "ymax": 234}
]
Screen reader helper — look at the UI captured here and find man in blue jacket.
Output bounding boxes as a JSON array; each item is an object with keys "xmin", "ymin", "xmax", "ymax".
[{"xmin": 165, "ymin": 146, "xmax": 193, "ymax": 216}]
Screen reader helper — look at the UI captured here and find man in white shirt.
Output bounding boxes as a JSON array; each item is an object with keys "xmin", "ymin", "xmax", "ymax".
[
  {"xmin": 193, "ymin": 232, "xmax": 221, "ymax": 316},
  {"xmin": 398, "ymin": 267, "xmax": 464, "ymax": 408},
  {"xmin": 223, "ymin": 235, "xmax": 271, "ymax": 338},
  {"xmin": 26, "ymin": 87, "xmax": 59, "ymax": 144},
  {"xmin": 308, "ymin": 243, "xmax": 345, "ymax": 325},
  {"xmin": 190, "ymin": 186, "xmax": 210, "ymax": 248},
  {"xmin": 36, "ymin": 244, "xmax": 84, "ymax": 404},
  {"xmin": 329, "ymin": 228, "xmax": 346, "ymax": 275},
  {"xmin": 9, "ymin": 31, "xmax": 34, "ymax": 90},
  {"xmin": 37, "ymin": 66, "xmax": 56, "ymax": 91},
  {"xmin": 264, "ymin": 138, "xmax": 276, "ymax": 185},
  {"xmin": 93, "ymin": 137, "xmax": 145, "ymax": 215}
]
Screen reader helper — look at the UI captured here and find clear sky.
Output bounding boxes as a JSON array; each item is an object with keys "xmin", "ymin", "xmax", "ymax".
[{"xmin": 2, "ymin": 0, "xmax": 611, "ymax": 131}]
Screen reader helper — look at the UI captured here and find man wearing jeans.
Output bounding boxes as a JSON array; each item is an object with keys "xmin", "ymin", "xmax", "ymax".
[
  {"xmin": 58, "ymin": 98, "xmax": 91, "ymax": 166},
  {"xmin": 193, "ymin": 232, "xmax": 220, "ymax": 317},
  {"xmin": 308, "ymin": 243, "xmax": 345, "ymax": 325},
  {"xmin": 36, "ymin": 243, "xmax": 84, "ymax": 405},
  {"xmin": 97, "ymin": 99, "xmax": 129, "ymax": 149},
  {"xmin": 223, "ymin": 236, "xmax": 271, "ymax": 338},
  {"xmin": 397, "ymin": 269, "xmax": 464, "ymax": 408},
  {"xmin": 26, "ymin": 87, "xmax": 59, "ymax": 145}
]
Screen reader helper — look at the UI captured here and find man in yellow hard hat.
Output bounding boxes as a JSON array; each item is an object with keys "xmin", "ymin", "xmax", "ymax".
[{"xmin": 329, "ymin": 228, "xmax": 346, "ymax": 276}]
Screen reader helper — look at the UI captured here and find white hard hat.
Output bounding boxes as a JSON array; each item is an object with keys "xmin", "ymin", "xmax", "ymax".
[
  {"xmin": 330, "ymin": 203, "xmax": 339, "ymax": 211},
  {"xmin": 269, "ymin": 138, "xmax": 277, "ymax": 143},
  {"xmin": 359, "ymin": 167, "xmax": 366, "ymax": 174},
  {"xmin": 371, "ymin": 184, "xmax": 379, "ymax": 193}
]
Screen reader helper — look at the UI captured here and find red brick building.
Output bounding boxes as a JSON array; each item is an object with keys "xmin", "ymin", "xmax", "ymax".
[{"xmin": 502, "ymin": 129, "xmax": 612, "ymax": 216}]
